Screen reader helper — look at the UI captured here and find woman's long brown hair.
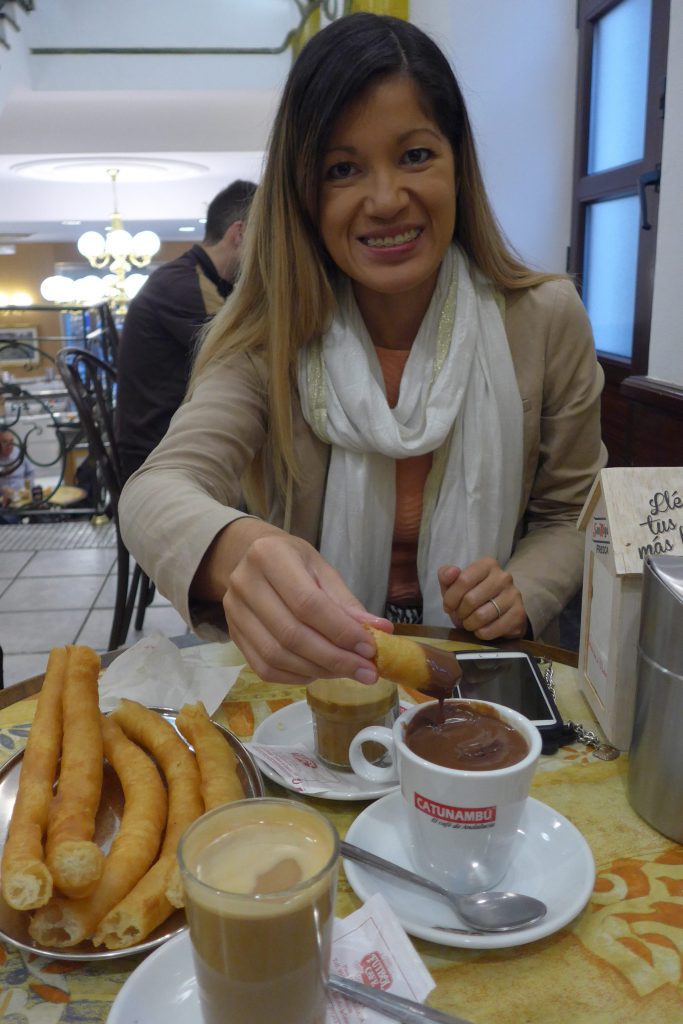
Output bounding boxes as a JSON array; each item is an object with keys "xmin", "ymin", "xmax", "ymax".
[{"xmin": 190, "ymin": 13, "xmax": 559, "ymax": 498}]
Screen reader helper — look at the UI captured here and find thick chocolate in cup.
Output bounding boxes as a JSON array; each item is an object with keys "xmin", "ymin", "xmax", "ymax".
[{"xmin": 404, "ymin": 700, "xmax": 529, "ymax": 771}]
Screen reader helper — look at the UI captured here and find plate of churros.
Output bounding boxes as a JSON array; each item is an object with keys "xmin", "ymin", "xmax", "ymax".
[{"xmin": 0, "ymin": 644, "xmax": 264, "ymax": 961}]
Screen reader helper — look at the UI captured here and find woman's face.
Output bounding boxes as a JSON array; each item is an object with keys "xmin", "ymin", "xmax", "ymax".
[{"xmin": 319, "ymin": 74, "xmax": 456, "ymax": 312}]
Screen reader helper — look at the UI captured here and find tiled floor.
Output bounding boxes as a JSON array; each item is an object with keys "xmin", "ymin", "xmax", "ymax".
[{"xmin": 0, "ymin": 521, "xmax": 189, "ymax": 688}]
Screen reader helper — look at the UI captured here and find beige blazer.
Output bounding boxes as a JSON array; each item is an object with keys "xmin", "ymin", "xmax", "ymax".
[{"xmin": 119, "ymin": 277, "xmax": 607, "ymax": 640}]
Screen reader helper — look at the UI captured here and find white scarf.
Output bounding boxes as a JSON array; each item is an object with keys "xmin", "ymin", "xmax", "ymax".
[{"xmin": 297, "ymin": 246, "xmax": 523, "ymax": 626}]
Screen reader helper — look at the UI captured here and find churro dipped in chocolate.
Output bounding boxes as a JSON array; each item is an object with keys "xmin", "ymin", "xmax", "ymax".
[{"xmin": 364, "ymin": 625, "xmax": 462, "ymax": 697}]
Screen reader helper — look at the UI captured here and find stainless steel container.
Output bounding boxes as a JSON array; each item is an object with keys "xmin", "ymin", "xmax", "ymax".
[{"xmin": 628, "ymin": 555, "xmax": 683, "ymax": 841}]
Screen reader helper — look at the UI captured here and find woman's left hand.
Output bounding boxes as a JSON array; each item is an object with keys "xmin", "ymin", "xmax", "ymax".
[{"xmin": 438, "ymin": 557, "xmax": 528, "ymax": 640}]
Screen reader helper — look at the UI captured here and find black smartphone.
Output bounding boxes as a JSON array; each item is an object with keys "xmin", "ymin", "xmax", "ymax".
[{"xmin": 452, "ymin": 651, "xmax": 569, "ymax": 754}]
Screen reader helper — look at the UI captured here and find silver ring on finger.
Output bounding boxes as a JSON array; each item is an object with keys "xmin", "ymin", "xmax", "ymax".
[{"xmin": 489, "ymin": 598, "xmax": 503, "ymax": 619}]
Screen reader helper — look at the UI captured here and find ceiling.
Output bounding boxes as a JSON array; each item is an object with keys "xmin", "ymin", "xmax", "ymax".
[{"xmin": 0, "ymin": 0, "xmax": 303, "ymax": 245}]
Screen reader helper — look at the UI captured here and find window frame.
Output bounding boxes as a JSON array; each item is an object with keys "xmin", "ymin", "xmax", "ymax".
[{"xmin": 569, "ymin": 0, "xmax": 670, "ymax": 378}]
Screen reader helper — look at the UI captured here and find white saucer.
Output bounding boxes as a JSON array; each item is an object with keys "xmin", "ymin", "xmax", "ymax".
[
  {"xmin": 250, "ymin": 700, "xmax": 398, "ymax": 801},
  {"xmin": 108, "ymin": 931, "xmax": 199, "ymax": 1023},
  {"xmin": 344, "ymin": 791, "xmax": 595, "ymax": 949}
]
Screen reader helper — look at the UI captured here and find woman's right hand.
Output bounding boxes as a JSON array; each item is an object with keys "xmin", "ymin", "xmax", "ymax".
[{"xmin": 194, "ymin": 518, "xmax": 387, "ymax": 685}]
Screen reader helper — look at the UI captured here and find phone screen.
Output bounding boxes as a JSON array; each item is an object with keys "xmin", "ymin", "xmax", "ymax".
[{"xmin": 453, "ymin": 654, "xmax": 557, "ymax": 726}]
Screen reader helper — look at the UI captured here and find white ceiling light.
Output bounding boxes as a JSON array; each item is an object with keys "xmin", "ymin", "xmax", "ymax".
[
  {"xmin": 10, "ymin": 156, "xmax": 209, "ymax": 183},
  {"xmin": 40, "ymin": 276, "xmax": 76, "ymax": 303},
  {"xmin": 3, "ymin": 290, "xmax": 32, "ymax": 306},
  {"xmin": 75, "ymin": 169, "xmax": 160, "ymax": 314},
  {"xmin": 124, "ymin": 273, "xmax": 149, "ymax": 300},
  {"xmin": 40, "ymin": 168, "xmax": 160, "ymax": 313}
]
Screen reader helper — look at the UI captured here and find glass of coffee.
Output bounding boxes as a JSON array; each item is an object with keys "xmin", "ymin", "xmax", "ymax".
[
  {"xmin": 306, "ymin": 677, "xmax": 399, "ymax": 770},
  {"xmin": 177, "ymin": 798, "xmax": 339, "ymax": 1024},
  {"xmin": 349, "ymin": 699, "xmax": 542, "ymax": 893}
]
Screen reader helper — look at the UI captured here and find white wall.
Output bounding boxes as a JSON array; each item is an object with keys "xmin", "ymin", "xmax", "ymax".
[
  {"xmin": 410, "ymin": 0, "xmax": 578, "ymax": 274},
  {"xmin": 648, "ymin": 1, "xmax": 683, "ymax": 388}
]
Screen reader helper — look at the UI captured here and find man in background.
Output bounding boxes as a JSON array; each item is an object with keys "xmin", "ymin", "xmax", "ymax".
[
  {"xmin": 115, "ymin": 179, "xmax": 257, "ymax": 479},
  {"xmin": 0, "ymin": 427, "xmax": 35, "ymax": 524}
]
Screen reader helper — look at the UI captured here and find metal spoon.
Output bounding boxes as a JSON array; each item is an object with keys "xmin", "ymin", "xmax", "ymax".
[
  {"xmin": 341, "ymin": 840, "xmax": 547, "ymax": 932},
  {"xmin": 328, "ymin": 974, "xmax": 474, "ymax": 1024}
]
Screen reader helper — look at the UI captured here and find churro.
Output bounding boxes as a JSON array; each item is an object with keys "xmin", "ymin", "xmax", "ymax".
[
  {"xmin": 29, "ymin": 715, "xmax": 167, "ymax": 947},
  {"xmin": 45, "ymin": 646, "xmax": 104, "ymax": 899},
  {"xmin": 364, "ymin": 625, "xmax": 431, "ymax": 689},
  {"xmin": 1, "ymin": 648, "xmax": 66, "ymax": 910},
  {"xmin": 176, "ymin": 701, "xmax": 244, "ymax": 809},
  {"xmin": 94, "ymin": 699, "xmax": 203, "ymax": 948}
]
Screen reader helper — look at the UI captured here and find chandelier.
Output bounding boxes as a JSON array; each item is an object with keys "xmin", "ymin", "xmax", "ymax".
[
  {"xmin": 40, "ymin": 168, "xmax": 160, "ymax": 315},
  {"xmin": 76, "ymin": 168, "xmax": 160, "ymax": 312}
]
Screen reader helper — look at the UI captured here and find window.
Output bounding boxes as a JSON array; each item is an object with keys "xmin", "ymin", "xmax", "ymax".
[
  {"xmin": 569, "ymin": 0, "xmax": 670, "ymax": 466},
  {"xmin": 570, "ymin": 0, "xmax": 669, "ymax": 371}
]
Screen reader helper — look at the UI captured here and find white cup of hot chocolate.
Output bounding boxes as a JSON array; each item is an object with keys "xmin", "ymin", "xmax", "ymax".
[
  {"xmin": 348, "ymin": 699, "xmax": 541, "ymax": 894},
  {"xmin": 177, "ymin": 798, "xmax": 339, "ymax": 1024}
]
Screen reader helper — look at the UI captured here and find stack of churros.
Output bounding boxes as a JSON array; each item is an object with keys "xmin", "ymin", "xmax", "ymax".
[{"xmin": 0, "ymin": 645, "xmax": 245, "ymax": 950}]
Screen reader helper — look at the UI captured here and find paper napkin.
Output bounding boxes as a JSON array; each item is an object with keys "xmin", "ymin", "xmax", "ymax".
[
  {"xmin": 98, "ymin": 634, "xmax": 245, "ymax": 714},
  {"xmin": 328, "ymin": 893, "xmax": 435, "ymax": 1023},
  {"xmin": 247, "ymin": 742, "xmax": 352, "ymax": 794}
]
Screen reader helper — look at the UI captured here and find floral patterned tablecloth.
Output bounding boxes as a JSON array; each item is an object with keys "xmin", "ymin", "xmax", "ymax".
[{"xmin": 0, "ymin": 638, "xmax": 681, "ymax": 1023}]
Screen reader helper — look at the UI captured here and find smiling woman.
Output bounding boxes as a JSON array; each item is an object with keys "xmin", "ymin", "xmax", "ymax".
[
  {"xmin": 118, "ymin": 12, "xmax": 606, "ymax": 689},
  {"xmin": 319, "ymin": 77, "xmax": 456, "ymax": 346}
]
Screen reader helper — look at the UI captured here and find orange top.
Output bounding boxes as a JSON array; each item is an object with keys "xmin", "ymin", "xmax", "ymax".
[{"xmin": 374, "ymin": 346, "xmax": 432, "ymax": 606}]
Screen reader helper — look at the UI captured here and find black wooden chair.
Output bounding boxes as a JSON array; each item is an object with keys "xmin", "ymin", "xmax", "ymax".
[
  {"xmin": 55, "ymin": 347, "xmax": 153, "ymax": 650},
  {"xmin": 1, "ymin": 381, "xmax": 69, "ymax": 505},
  {"xmin": 100, "ymin": 302, "xmax": 120, "ymax": 368}
]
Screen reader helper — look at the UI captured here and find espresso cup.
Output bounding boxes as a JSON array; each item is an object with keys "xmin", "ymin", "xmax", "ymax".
[
  {"xmin": 348, "ymin": 699, "xmax": 541, "ymax": 894},
  {"xmin": 306, "ymin": 676, "xmax": 398, "ymax": 770},
  {"xmin": 177, "ymin": 798, "xmax": 339, "ymax": 1024}
]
